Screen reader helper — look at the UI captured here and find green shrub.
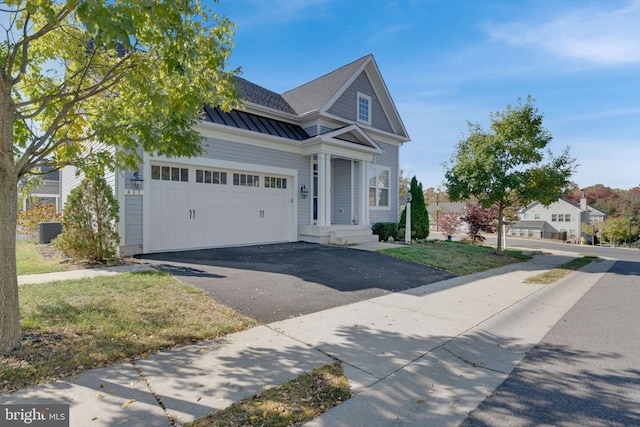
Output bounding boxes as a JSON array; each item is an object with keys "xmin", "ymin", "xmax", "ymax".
[
  {"xmin": 52, "ymin": 174, "xmax": 120, "ymax": 263},
  {"xmin": 17, "ymin": 203, "xmax": 62, "ymax": 240},
  {"xmin": 372, "ymin": 222, "xmax": 399, "ymax": 241}
]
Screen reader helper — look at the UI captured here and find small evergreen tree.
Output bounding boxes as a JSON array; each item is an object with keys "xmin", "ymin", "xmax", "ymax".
[
  {"xmin": 53, "ymin": 174, "xmax": 120, "ymax": 263},
  {"xmin": 400, "ymin": 176, "xmax": 430, "ymax": 239}
]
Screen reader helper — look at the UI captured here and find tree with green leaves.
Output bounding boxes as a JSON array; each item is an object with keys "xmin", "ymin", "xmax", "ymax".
[
  {"xmin": 400, "ymin": 176, "xmax": 429, "ymax": 239},
  {"xmin": 53, "ymin": 174, "xmax": 119, "ymax": 262},
  {"xmin": 600, "ymin": 216, "xmax": 637, "ymax": 247},
  {"xmin": 0, "ymin": 1, "xmax": 238, "ymax": 353},
  {"xmin": 444, "ymin": 96, "xmax": 576, "ymax": 254}
]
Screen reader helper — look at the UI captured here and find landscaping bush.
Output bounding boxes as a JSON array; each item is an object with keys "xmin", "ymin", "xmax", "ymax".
[
  {"xmin": 372, "ymin": 222, "xmax": 399, "ymax": 241},
  {"xmin": 17, "ymin": 203, "xmax": 61, "ymax": 240},
  {"xmin": 52, "ymin": 174, "xmax": 120, "ymax": 263}
]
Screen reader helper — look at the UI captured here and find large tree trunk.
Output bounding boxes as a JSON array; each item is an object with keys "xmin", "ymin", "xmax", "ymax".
[
  {"xmin": 0, "ymin": 172, "xmax": 20, "ymax": 353},
  {"xmin": 0, "ymin": 84, "xmax": 20, "ymax": 353}
]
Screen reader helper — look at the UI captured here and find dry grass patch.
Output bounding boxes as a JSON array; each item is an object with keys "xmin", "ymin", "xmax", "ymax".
[
  {"xmin": 524, "ymin": 256, "xmax": 597, "ymax": 284},
  {"xmin": 16, "ymin": 241, "xmax": 75, "ymax": 275},
  {"xmin": 187, "ymin": 362, "xmax": 351, "ymax": 427},
  {"xmin": 1, "ymin": 271, "xmax": 256, "ymax": 391}
]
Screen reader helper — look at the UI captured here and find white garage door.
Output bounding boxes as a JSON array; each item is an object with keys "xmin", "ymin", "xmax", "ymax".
[{"xmin": 148, "ymin": 163, "xmax": 293, "ymax": 252}]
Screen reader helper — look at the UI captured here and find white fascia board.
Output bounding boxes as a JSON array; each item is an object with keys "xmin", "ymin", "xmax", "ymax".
[
  {"xmin": 194, "ymin": 121, "xmax": 303, "ymax": 155},
  {"xmin": 148, "ymin": 154, "xmax": 298, "ymax": 178},
  {"xmin": 320, "ymin": 56, "xmax": 371, "ymax": 116},
  {"xmin": 364, "ymin": 64, "xmax": 410, "ymax": 139},
  {"xmin": 320, "ymin": 112, "xmax": 408, "ymax": 145},
  {"xmin": 319, "ymin": 124, "xmax": 384, "ymax": 153},
  {"xmin": 318, "ymin": 57, "xmax": 410, "ymax": 141},
  {"xmin": 301, "ymin": 139, "xmax": 375, "ymax": 162},
  {"xmin": 241, "ymin": 102, "xmax": 301, "ymax": 123}
]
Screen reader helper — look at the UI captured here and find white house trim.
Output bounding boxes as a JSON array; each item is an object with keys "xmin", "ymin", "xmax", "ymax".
[{"xmin": 195, "ymin": 121, "xmax": 303, "ymax": 155}]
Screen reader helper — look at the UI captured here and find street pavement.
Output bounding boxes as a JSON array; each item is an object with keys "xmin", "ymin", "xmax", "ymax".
[
  {"xmin": 3, "ymin": 242, "xmax": 622, "ymax": 426},
  {"xmin": 460, "ymin": 259, "xmax": 640, "ymax": 427}
]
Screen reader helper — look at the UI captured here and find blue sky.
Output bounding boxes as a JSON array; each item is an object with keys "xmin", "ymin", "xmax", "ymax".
[{"xmin": 211, "ymin": 0, "xmax": 639, "ymax": 190}]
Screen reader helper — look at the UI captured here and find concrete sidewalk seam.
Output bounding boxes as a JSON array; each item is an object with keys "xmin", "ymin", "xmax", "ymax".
[
  {"xmin": 130, "ymin": 360, "xmax": 179, "ymax": 426},
  {"xmin": 440, "ymin": 346, "xmax": 510, "ymax": 375}
]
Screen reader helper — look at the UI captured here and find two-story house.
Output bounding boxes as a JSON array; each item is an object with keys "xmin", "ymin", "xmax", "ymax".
[
  {"xmin": 61, "ymin": 55, "xmax": 410, "ymax": 255},
  {"xmin": 510, "ymin": 195, "xmax": 606, "ymax": 242}
]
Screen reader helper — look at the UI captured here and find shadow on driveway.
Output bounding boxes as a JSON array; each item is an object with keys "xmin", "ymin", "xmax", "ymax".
[{"xmin": 137, "ymin": 242, "xmax": 456, "ymax": 323}]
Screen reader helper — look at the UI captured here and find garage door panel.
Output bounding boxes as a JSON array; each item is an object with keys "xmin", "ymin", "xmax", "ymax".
[{"xmin": 148, "ymin": 163, "xmax": 293, "ymax": 252}]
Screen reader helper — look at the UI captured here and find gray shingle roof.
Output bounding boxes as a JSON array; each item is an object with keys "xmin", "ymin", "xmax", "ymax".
[
  {"xmin": 282, "ymin": 55, "xmax": 371, "ymax": 115},
  {"xmin": 234, "ymin": 77, "xmax": 296, "ymax": 114}
]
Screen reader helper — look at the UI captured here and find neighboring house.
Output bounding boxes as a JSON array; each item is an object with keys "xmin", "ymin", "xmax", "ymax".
[
  {"xmin": 61, "ymin": 54, "xmax": 410, "ymax": 255},
  {"xmin": 20, "ymin": 166, "xmax": 61, "ymax": 212},
  {"xmin": 426, "ymin": 202, "xmax": 465, "ymax": 232},
  {"xmin": 510, "ymin": 195, "xmax": 606, "ymax": 242}
]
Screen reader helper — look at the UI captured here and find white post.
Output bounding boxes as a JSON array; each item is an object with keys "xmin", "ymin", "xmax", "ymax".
[
  {"xmin": 405, "ymin": 200, "xmax": 412, "ymax": 244},
  {"xmin": 502, "ymin": 218, "xmax": 507, "ymax": 250},
  {"xmin": 317, "ymin": 154, "xmax": 327, "ymax": 226}
]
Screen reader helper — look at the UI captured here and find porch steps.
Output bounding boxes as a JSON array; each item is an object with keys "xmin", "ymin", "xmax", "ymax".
[
  {"xmin": 298, "ymin": 225, "xmax": 379, "ymax": 245},
  {"xmin": 330, "ymin": 228, "xmax": 379, "ymax": 245}
]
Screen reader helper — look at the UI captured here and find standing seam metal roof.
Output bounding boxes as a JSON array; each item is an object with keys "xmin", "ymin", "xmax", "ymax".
[{"xmin": 202, "ymin": 105, "xmax": 309, "ymax": 141}]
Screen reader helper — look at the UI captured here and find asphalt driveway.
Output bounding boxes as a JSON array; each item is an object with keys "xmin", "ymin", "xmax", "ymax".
[{"xmin": 138, "ymin": 242, "xmax": 456, "ymax": 323}]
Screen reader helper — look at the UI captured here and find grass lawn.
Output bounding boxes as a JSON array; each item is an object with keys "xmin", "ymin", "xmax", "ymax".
[
  {"xmin": 16, "ymin": 240, "xmax": 74, "ymax": 275},
  {"xmin": 380, "ymin": 240, "xmax": 530, "ymax": 275},
  {"xmin": 1, "ymin": 271, "xmax": 256, "ymax": 391}
]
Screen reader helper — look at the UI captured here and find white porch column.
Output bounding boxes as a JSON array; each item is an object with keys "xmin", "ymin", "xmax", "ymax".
[
  {"xmin": 323, "ymin": 154, "xmax": 332, "ymax": 226},
  {"xmin": 360, "ymin": 161, "xmax": 369, "ymax": 226},
  {"xmin": 317, "ymin": 153, "xmax": 332, "ymax": 226}
]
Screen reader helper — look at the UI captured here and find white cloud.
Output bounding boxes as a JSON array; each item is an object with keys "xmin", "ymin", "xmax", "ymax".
[{"xmin": 485, "ymin": 1, "xmax": 640, "ymax": 66}]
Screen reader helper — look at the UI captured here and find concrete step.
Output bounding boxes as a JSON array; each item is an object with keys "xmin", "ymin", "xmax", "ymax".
[{"xmin": 330, "ymin": 228, "xmax": 379, "ymax": 245}]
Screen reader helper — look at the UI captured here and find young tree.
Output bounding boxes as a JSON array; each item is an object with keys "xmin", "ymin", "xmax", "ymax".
[
  {"xmin": 400, "ymin": 176, "xmax": 429, "ymax": 239},
  {"xmin": 444, "ymin": 96, "xmax": 575, "ymax": 254},
  {"xmin": 461, "ymin": 201, "xmax": 498, "ymax": 245},
  {"xmin": 0, "ymin": 1, "xmax": 238, "ymax": 352},
  {"xmin": 439, "ymin": 210, "xmax": 462, "ymax": 238}
]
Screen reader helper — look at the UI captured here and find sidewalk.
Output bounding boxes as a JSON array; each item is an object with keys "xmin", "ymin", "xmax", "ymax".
[
  {"xmin": 17, "ymin": 264, "xmax": 154, "ymax": 285},
  {"xmin": 3, "ymin": 252, "xmax": 613, "ymax": 426}
]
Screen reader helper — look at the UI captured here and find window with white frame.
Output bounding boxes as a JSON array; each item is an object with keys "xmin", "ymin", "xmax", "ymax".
[
  {"xmin": 233, "ymin": 173, "xmax": 259, "ymax": 187},
  {"xmin": 151, "ymin": 165, "xmax": 188, "ymax": 182},
  {"xmin": 264, "ymin": 176, "xmax": 287, "ymax": 189},
  {"xmin": 357, "ymin": 92, "xmax": 372, "ymax": 125},
  {"xmin": 368, "ymin": 166, "xmax": 390, "ymax": 208}
]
